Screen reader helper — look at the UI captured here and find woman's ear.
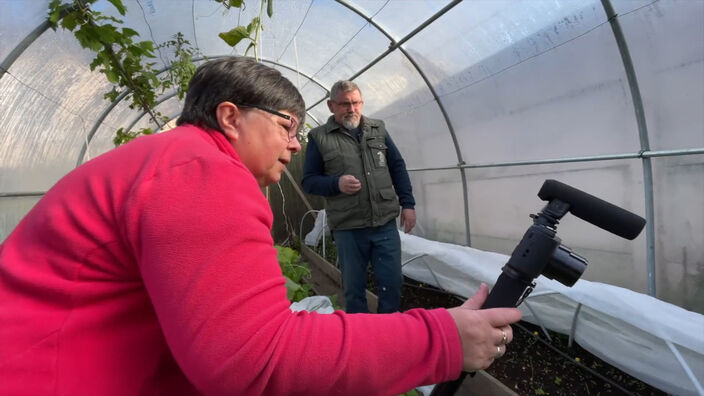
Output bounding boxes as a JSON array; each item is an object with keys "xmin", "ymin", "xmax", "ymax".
[{"xmin": 216, "ymin": 102, "xmax": 241, "ymax": 140}]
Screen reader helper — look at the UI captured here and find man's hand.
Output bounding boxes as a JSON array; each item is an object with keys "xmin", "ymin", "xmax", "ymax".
[
  {"xmin": 338, "ymin": 175, "xmax": 361, "ymax": 195},
  {"xmin": 400, "ymin": 208, "xmax": 416, "ymax": 233},
  {"xmin": 447, "ymin": 283, "xmax": 523, "ymax": 372}
]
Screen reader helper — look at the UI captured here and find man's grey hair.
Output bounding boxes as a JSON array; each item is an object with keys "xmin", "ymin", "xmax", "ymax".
[{"xmin": 329, "ymin": 80, "xmax": 361, "ymax": 101}]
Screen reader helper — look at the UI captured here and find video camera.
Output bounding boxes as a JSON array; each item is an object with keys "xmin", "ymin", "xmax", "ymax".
[{"xmin": 431, "ymin": 179, "xmax": 646, "ymax": 395}]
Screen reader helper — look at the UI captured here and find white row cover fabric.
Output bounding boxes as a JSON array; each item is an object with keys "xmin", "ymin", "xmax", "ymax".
[
  {"xmin": 289, "ymin": 295, "xmax": 335, "ymax": 315},
  {"xmin": 400, "ymin": 233, "xmax": 704, "ymax": 396}
]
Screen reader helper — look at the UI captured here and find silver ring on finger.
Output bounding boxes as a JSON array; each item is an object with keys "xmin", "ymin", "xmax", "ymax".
[{"xmin": 495, "ymin": 345, "xmax": 503, "ymax": 359}]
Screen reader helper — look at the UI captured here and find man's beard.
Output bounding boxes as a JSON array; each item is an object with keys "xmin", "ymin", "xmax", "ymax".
[{"xmin": 340, "ymin": 114, "xmax": 360, "ymax": 130}]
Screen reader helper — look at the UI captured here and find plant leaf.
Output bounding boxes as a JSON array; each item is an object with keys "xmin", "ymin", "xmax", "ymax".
[
  {"xmin": 218, "ymin": 26, "xmax": 249, "ymax": 47},
  {"xmin": 94, "ymin": 24, "xmax": 119, "ymax": 43},
  {"xmin": 276, "ymin": 246, "xmax": 299, "ymax": 266},
  {"xmin": 283, "ymin": 276, "xmax": 303, "ymax": 301},
  {"xmin": 104, "ymin": 68, "xmax": 120, "ymax": 83},
  {"xmin": 75, "ymin": 27, "xmax": 104, "ymax": 51},
  {"xmin": 60, "ymin": 12, "xmax": 79, "ymax": 31},
  {"xmin": 246, "ymin": 17, "xmax": 260, "ymax": 35},
  {"xmin": 122, "ymin": 27, "xmax": 139, "ymax": 38},
  {"xmin": 107, "ymin": 0, "xmax": 127, "ymax": 15},
  {"xmin": 48, "ymin": 0, "xmax": 62, "ymax": 27}
]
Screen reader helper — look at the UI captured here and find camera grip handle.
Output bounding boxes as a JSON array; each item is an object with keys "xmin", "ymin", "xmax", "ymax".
[
  {"xmin": 482, "ymin": 272, "xmax": 534, "ymax": 309},
  {"xmin": 430, "ymin": 273, "xmax": 534, "ymax": 396}
]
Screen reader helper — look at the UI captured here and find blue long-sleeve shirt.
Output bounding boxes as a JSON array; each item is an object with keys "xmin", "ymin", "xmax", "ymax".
[{"xmin": 302, "ymin": 130, "xmax": 415, "ymax": 209}]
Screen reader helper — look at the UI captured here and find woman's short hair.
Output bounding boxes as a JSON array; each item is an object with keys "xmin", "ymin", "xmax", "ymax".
[{"xmin": 177, "ymin": 56, "xmax": 305, "ymax": 132}]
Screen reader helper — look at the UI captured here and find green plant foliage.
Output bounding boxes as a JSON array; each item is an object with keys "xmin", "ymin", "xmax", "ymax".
[
  {"xmin": 275, "ymin": 245, "xmax": 312, "ymax": 302},
  {"xmin": 157, "ymin": 32, "xmax": 198, "ymax": 100},
  {"xmin": 113, "ymin": 127, "xmax": 154, "ymax": 146},
  {"xmin": 214, "ymin": 0, "xmax": 244, "ymax": 8},
  {"xmin": 48, "ymin": 1, "xmax": 205, "ymax": 146},
  {"xmin": 48, "ymin": 0, "xmax": 161, "ymax": 127},
  {"xmin": 283, "ymin": 275, "xmax": 311, "ymax": 303},
  {"xmin": 50, "ymin": 0, "xmax": 271, "ymax": 145},
  {"xmin": 326, "ymin": 293, "xmax": 342, "ymax": 311},
  {"xmin": 219, "ymin": 26, "xmax": 251, "ymax": 47},
  {"xmin": 106, "ymin": 0, "xmax": 127, "ymax": 15},
  {"xmin": 217, "ymin": 1, "xmax": 274, "ymax": 60}
]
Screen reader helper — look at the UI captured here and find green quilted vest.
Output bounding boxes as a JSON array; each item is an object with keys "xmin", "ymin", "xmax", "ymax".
[{"xmin": 310, "ymin": 116, "xmax": 400, "ymax": 230}]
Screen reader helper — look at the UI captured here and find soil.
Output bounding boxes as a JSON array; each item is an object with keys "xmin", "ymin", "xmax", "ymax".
[{"xmin": 399, "ymin": 278, "xmax": 669, "ymax": 396}]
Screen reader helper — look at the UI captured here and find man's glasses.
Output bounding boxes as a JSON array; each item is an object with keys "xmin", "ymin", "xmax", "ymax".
[
  {"xmin": 237, "ymin": 103, "xmax": 301, "ymax": 143},
  {"xmin": 332, "ymin": 100, "xmax": 363, "ymax": 108}
]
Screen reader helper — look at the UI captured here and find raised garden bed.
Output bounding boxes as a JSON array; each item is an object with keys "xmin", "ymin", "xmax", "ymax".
[{"xmin": 300, "ymin": 244, "xmax": 667, "ymax": 396}]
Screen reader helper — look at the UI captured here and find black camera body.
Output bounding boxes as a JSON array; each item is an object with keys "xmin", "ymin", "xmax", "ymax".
[{"xmin": 483, "ymin": 197, "xmax": 588, "ymax": 309}]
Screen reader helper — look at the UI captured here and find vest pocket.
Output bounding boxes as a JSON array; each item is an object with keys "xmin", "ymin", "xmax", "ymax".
[
  {"xmin": 367, "ymin": 140, "xmax": 388, "ymax": 168},
  {"xmin": 377, "ymin": 187, "xmax": 400, "ymax": 218},
  {"xmin": 378, "ymin": 187, "xmax": 397, "ymax": 201}
]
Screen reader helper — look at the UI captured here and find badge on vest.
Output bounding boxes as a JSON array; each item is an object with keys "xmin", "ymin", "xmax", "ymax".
[{"xmin": 375, "ymin": 150, "xmax": 386, "ymax": 167}]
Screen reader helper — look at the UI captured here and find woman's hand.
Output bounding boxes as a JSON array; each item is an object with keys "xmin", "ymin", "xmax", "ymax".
[{"xmin": 447, "ymin": 283, "xmax": 523, "ymax": 371}]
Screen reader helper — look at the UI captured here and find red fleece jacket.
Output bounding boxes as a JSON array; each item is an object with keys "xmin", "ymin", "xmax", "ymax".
[{"xmin": 0, "ymin": 124, "xmax": 462, "ymax": 395}]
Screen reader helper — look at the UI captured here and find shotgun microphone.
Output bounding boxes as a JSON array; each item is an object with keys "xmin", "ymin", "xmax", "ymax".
[{"xmin": 538, "ymin": 179, "xmax": 646, "ymax": 240}]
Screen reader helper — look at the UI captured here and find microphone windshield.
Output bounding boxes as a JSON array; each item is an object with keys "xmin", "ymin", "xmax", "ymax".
[{"xmin": 538, "ymin": 180, "xmax": 646, "ymax": 240}]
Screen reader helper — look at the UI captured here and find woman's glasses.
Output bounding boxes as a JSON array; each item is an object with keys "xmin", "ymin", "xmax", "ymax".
[{"xmin": 237, "ymin": 103, "xmax": 301, "ymax": 143}]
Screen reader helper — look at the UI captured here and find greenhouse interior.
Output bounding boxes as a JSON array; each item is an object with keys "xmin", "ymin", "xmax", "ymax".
[{"xmin": 1, "ymin": 0, "xmax": 703, "ymax": 395}]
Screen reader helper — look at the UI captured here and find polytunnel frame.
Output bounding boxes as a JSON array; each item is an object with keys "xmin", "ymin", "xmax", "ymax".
[
  {"xmin": 307, "ymin": 0, "xmax": 703, "ymax": 299},
  {"xmin": 2, "ymin": 3, "xmax": 704, "ymax": 392},
  {"xmin": 3, "ymin": 0, "xmax": 704, "ymax": 296},
  {"xmin": 330, "ymin": 0, "xmax": 703, "ymax": 299},
  {"xmin": 75, "ymin": 1, "xmax": 474, "ymax": 244}
]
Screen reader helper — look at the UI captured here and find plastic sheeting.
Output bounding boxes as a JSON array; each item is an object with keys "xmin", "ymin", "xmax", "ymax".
[
  {"xmin": 1, "ymin": 1, "xmax": 703, "ymax": 386},
  {"xmin": 400, "ymin": 232, "xmax": 704, "ymax": 396},
  {"xmin": 304, "ymin": 209, "xmax": 328, "ymax": 247},
  {"xmin": 2, "ymin": 1, "xmax": 703, "ymax": 313}
]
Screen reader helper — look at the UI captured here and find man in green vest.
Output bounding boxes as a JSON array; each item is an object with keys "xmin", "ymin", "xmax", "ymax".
[{"xmin": 302, "ymin": 81, "xmax": 416, "ymax": 313}]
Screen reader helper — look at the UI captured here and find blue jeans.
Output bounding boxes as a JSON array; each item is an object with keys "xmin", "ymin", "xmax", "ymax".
[{"xmin": 333, "ymin": 220, "xmax": 402, "ymax": 313}]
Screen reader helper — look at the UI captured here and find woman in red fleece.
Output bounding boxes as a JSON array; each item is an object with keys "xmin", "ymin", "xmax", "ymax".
[{"xmin": 0, "ymin": 56, "xmax": 521, "ymax": 395}]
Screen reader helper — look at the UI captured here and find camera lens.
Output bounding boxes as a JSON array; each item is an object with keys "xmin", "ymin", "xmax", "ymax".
[{"xmin": 544, "ymin": 244, "xmax": 588, "ymax": 286}]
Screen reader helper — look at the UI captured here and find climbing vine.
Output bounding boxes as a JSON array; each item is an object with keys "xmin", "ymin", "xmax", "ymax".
[
  {"xmin": 157, "ymin": 32, "xmax": 198, "ymax": 101},
  {"xmin": 49, "ymin": 0, "xmax": 161, "ymax": 128},
  {"xmin": 48, "ymin": 0, "xmax": 274, "ymax": 146},
  {"xmin": 216, "ymin": 0, "xmax": 274, "ymax": 60}
]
